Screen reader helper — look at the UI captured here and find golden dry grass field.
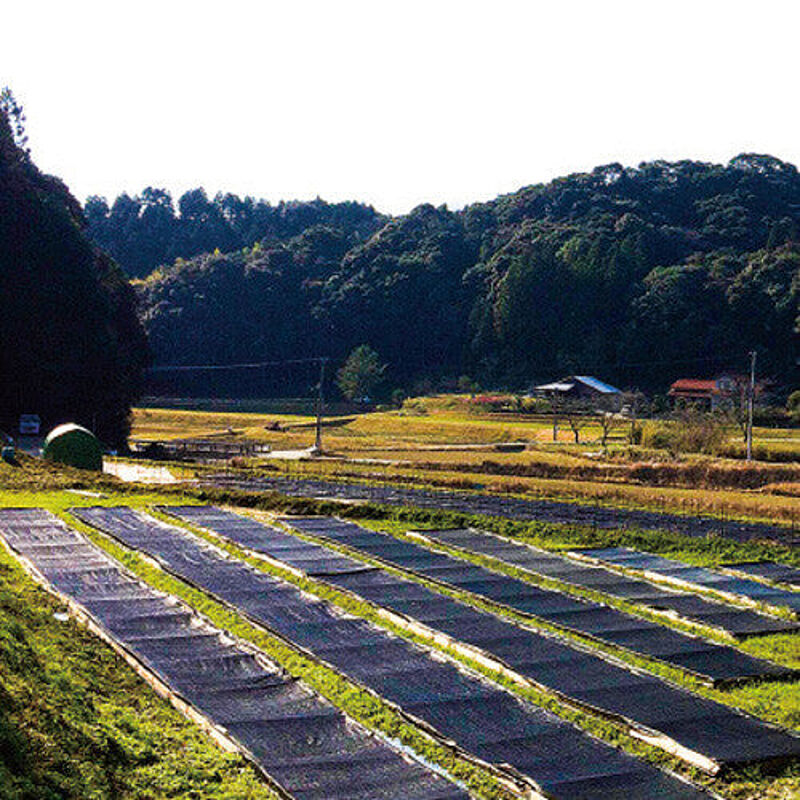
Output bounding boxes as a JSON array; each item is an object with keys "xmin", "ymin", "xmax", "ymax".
[{"xmin": 131, "ymin": 397, "xmax": 800, "ymax": 527}]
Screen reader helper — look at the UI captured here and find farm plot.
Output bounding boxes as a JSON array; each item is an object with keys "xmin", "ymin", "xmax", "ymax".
[
  {"xmin": 280, "ymin": 517, "xmax": 792, "ymax": 685},
  {"xmin": 207, "ymin": 474, "xmax": 799, "ymax": 546},
  {"xmin": 576, "ymin": 548, "xmax": 800, "ymax": 614},
  {"xmin": 71, "ymin": 505, "xmax": 712, "ymax": 800},
  {"xmin": 0, "ymin": 509, "xmax": 468, "ymax": 800},
  {"xmin": 416, "ymin": 528, "xmax": 798, "ymax": 635},
  {"xmin": 162, "ymin": 505, "xmax": 800, "ymax": 774}
]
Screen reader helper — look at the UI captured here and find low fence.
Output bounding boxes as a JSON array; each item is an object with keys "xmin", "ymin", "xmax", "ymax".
[{"xmin": 130, "ymin": 439, "xmax": 271, "ymax": 462}]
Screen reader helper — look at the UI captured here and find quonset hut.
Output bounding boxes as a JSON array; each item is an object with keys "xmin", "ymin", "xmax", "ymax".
[{"xmin": 43, "ymin": 424, "xmax": 103, "ymax": 471}]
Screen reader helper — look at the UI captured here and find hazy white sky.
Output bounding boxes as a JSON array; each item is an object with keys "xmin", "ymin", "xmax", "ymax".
[{"xmin": 4, "ymin": 0, "xmax": 800, "ymax": 214}]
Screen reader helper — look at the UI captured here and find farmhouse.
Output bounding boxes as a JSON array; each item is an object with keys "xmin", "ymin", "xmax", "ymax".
[{"xmin": 668, "ymin": 375, "xmax": 742, "ymax": 410}]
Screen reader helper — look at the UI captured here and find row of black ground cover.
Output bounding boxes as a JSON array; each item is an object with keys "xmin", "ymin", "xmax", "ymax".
[
  {"xmin": 0, "ymin": 509, "xmax": 467, "ymax": 800},
  {"xmin": 207, "ymin": 475, "xmax": 800, "ymax": 547},
  {"xmin": 416, "ymin": 529, "xmax": 798, "ymax": 633},
  {"xmin": 73, "ymin": 505, "xmax": 712, "ymax": 800},
  {"xmin": 729, "ymin": 561, "xmax": 800, "ymax": 586},
  {"xmin": 165, "ymin": 505, "xmax": 800, "ymax": 774},
  {"xmin": 571, "ymin": 547, "xmax": 800, "ymax": 613},
  {"xmin": 277, "ymin": 516, "xmax": 790, "ymax": 685}
]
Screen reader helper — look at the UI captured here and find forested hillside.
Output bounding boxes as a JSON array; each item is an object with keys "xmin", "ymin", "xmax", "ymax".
[
  {"xmin": 86, "ymin": 190, "xmax": 384, "ymax": 279},
  {"xmin": 89, "ymin": 155, "xmax": 800, "ymax": 396},
  {"xmin": 0, "ymin": 94, "xmax": 148, "ymax": 445}
]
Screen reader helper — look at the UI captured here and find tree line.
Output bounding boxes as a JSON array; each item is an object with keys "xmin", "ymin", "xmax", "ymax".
[
  {"xmin": 106, "ymin": 155, "xmax": 799, "ymax": 400},
  {"xmin": 85, "ymin": 190, "xmax": 384, "ymax": 279}
]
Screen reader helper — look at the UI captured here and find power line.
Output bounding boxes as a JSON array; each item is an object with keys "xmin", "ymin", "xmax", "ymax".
[
  {"xmin": 147, "ymin": 356, "xmax": 331, "ymax": 452},
  {"xmin": 148, "ymin": 357, "xmax": 328, "ymax": 373},
  {"xmin": 613, "ymin": 355, "xmax": 750, "ymax": 369}
]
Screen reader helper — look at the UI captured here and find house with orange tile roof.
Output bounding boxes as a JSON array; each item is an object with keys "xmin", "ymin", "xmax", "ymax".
[{"xmin": 668, "ymin": 375, "xmax": 742, "ymax": 410}]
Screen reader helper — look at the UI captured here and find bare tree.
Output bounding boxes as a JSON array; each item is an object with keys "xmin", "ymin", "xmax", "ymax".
[
  {"xmin": 598, "ymin": 411, "xmax": 626, "ymax": 448},
  {"xmin": 542, "ymin": 391, "xmax": 589, "ymax": 442},
  {"xmin": 563, "ymin": 398, "xmax": 592, "ymax": 443},
  {"xmin": 716, "ymin": 376, "xmax": 763, "ymax": 443}
]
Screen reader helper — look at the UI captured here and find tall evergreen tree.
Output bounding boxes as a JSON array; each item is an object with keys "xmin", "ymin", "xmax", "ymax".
[{"xmin": 0, "ymin": 89, "xmax": 149, "ymax": 446}]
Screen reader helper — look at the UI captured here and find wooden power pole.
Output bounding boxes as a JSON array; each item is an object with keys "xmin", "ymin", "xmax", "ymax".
[
  {"xmin": 746, "ymin": 350, "xmax": 756, "ymax": 462},
  {"xmin": 314, "ymin": 358, "xmax": 327, "ymax": 453}
]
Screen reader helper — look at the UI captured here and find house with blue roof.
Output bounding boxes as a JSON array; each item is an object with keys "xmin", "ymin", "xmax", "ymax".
[
  {"xmin": 532, "ymin": 375, "xmax": 623, "ymax": 409},
  {"xmin": 530, "ymin": 376, "xmax": 625, "ymax": 442}
]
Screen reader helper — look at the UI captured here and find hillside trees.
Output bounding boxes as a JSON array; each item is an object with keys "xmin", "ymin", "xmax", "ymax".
[
  {"xmin": 116, "ymin": 155, "xmax": 800, "ymax": 397},
  {"xmin": 139, "ymin": 223, "xmax": 365, "ymax": 399},
  {"xmin": 87, "ymin": 189, "xmax": 385, "ymax": 278},
  {"xmin": 622, "ymin": 246, "xmax": 800, "ymax": 387},
  {"xmin": 317, "ymin": 204, "xmax": 477, "ymax": 382},
  {"xmin": 0, "ymin": 90, "xmax": 149, "ymax": 445}
]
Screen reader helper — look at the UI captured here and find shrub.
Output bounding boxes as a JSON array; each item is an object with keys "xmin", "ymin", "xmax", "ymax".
[
  {"xmin": 521, "ymin": 396, "xmax": 551, "ymax": 414},
  {"xmin": 787, "ymin": 390, "xmax": 800, "ymax": 423},
  {"xmin": 641, "ymin": 422, "xmax": 675, "ymax": 452},
  {"xmin": 628, "ymin": 422, "xmax": 643, "ymax": 445},
  {"xmin": 457, "ymin": 375, "xmax": 480, "ymax": 394},
  {"xmin": 641, "ymin": 413, "xmax": 725, "ymax": 455},
  {"xmin": 400, "ymin": 399, "xmax": 429, "ymax": 416},
  {"xmin": 753, "ymin": 405, "xmax": 791, "ymax": 426}
]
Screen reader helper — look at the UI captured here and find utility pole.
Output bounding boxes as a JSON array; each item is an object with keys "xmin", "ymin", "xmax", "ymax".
[
  {"xmin": 314, "ymin": 358, "xmax": 327, "ymax": 453},
  {"xmin": 746, "ymin": 350, "xmax": 756, "ymax": 462}
]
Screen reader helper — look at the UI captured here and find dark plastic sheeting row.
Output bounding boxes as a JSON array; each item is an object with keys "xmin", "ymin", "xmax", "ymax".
[
  {"xmin": 417, "ymin": 528, "xmax": 797, "ymax": 637},
  {"xmin": 165, "ymin": 505, "xmax": 800, "ymax": 772},
  {"xmin": 727, "ymin": 562, "xmax": 800, "ymax": 588},
  {"xmin": 72, "ymin": 506, "xmax": 710, "ymax": 800},
  {"xmin": 278, "ymin": 516, "xmax": 792, "ymax": 684},
  {"xmin": 579, "ymin": 548, "xmax": 800, "ymax": 615},
  {"xmin": 206, "ymin": 474, "xmax": 799, "ymax": 546},
  {"xmin": 0, "ymin": 509, "xmax": 468, "ymax": 800}
]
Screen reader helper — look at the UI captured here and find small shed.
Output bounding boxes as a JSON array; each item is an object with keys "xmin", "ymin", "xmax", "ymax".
[
  {"xmin": 532, "ymin": 375, "xmax": 622, "ymax": 408},
  {"xmin": 43, "ymin": 424, "xmax": 103, "ymax": 471}
]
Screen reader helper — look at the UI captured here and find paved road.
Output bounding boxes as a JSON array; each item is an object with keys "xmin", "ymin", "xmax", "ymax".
[{"xmin": 208, "ymin": 474, "xmax": 800, "ymax": 547}]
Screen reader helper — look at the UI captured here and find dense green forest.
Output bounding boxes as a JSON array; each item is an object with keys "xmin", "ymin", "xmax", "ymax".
[
  {"xmin": 0, "ymin": 94, "xmax": 148, "ymax": 445},
  {"xmin": 85, "ymin": 190, "xmax": 384, "ymax": 280},
  {"xmin": 88, "ymin": 155, "xmax": 800, "ymax": 399}
]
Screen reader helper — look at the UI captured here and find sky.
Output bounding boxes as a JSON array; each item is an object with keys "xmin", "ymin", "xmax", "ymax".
[{"xmin": 4, "ymin": 0, "xmax": 800, "ymax": 215}]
